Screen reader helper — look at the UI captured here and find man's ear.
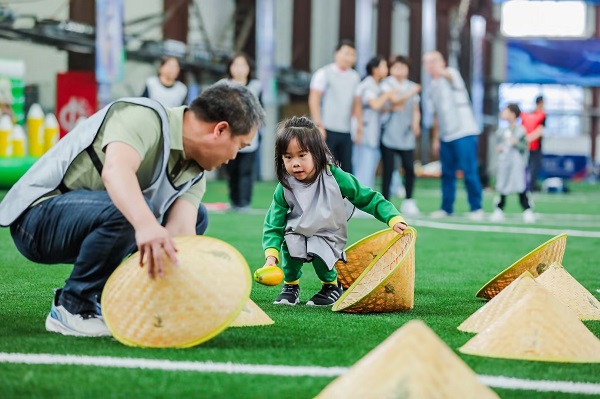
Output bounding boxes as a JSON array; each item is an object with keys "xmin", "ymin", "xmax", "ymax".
[{"xmin": 214, "ymin": 121, "xmax": 230, "ymax": 137}]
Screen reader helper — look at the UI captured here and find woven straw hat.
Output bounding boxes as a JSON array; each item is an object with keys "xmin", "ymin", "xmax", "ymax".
[
  {"xmin": 476, "ymin": 233, "xmax": 567, "ymax": 300},
  {"xmin": 336, "ymin": 229, "xmax": 398, "ymax": 289},
  {"xmin": 230, "ymin": 299, "xmax": 274, "ymax": 327},
  {"xmin": 315, "ymin": 320, "xmax": 499, "ymax": 399},
  {"xmin": 102, "ymin": 236, "xmax": 251, "ymax": 348},
  {"xmin": 332, "ymin": 227, "xmax": 416, "ymax": 313},
  {"xmin": 460, "ymin": 282, "xmax": 600, "ymax": 363},
  {"xmin": 536, "ymin": 263, "xmax": 600, "ymax": 320},
  {"xmin": 458, "ymin": 272, "xmax": 540, "ymax": 333}
]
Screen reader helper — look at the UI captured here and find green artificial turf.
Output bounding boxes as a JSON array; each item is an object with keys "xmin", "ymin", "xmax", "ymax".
[{"xmin": 0, "ymin": 178, "xmax": 599, "ymax": 398}]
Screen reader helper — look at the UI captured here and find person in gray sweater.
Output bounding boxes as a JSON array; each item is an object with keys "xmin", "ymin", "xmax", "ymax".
[
  {"xmin": 423, "ymin": 51, "xmax": 483, "ymax": 220},
  {"xmin": 309, "ymin": 40, "xmax": 362, "ymax": 173}
]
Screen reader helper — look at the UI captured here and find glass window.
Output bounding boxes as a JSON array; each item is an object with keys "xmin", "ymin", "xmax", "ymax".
[
  {"xmin": 501, "ymin": 1, "xmax": 588, "ymax": 38},
  {"xmin": 498, "ymin": 83, "xmax": 584, "ymax": 137}
]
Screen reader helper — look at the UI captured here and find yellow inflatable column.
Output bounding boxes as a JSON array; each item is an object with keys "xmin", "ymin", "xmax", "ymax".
[
  {"xmin": 27, "ymin": 104, "xmax": 44, "ymax": 157},
  {"xmin": 43, "ymin": 113, "xmax": 59, "ymax": 153},
  {"xmin": 11, "ymin": 124, "xmax": 26, "ymax": 157},
  {"xmin": 0, "ymin": 115, "xmax": 12, "ymax": 157}
]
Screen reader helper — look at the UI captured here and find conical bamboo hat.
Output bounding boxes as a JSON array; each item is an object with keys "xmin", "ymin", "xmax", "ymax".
[
  {"xmin": 335, "ymin": 229, "xmax": 398, "ymax": 289},
  {"xmin": 102, "ymin": 236, "xmax": 251, "ymax": 348},
  {"xmin": 476, "ymin": 233, "xmax": 567, "ymax": 300},
  {"xmin": 536, "ymin": 263, "xmax": 600, "ymax": 320},
  {"xmin": 458, "ymin": 272, "xmax": 540, "ymax": 333},
  {"xmin": 315, "ymin": 320, "xmax": 499, "ymax": 399},
  {"xmin": 460, "ymin": 283, "xmax": 600, "ymax": 363},
  {"xmin": 230, "ymin": 299, "xmax": 274, "ymax": 327},
  {"xmin": 332, "ymin": 228, "xmax": 416, "ymax": 313}
]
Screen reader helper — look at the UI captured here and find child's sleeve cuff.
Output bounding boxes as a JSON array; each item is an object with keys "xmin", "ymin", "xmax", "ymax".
[
  {"xmin": 388, "ymin": 215, "xmax": 407, "ymax": 228},
  {"xmin": 265, "ymin": 248, "xmax": 280, "ymax": 262}
]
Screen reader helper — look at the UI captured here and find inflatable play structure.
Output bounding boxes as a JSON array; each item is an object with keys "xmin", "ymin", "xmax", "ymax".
[
  {"xmin": 0, "ymin": 103, "xmax": 59, "ymax": 189},
  {"xmin": 0, "ymin": 156, "xmax": 37, "ymax": 188}
]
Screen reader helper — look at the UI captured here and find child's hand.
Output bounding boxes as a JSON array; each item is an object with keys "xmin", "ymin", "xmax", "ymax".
[
  {"xmin": 265, "ymin": 256, "xmax": 278, "ymax": 267},
  {"xmin": 393, "ymin": 222, "xmax": 408, "ymax": 234}
]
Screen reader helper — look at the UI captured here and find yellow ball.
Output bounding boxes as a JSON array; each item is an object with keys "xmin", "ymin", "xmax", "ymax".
[{"xmin": 253, "ymin": 265, "xmax": 284, "ymax": 286}]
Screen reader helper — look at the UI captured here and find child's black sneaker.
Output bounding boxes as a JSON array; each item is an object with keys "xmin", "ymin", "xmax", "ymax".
[
  {"xmin": 306, "ymin": 282, "xmax": 343, "ymax": 306},
  {"xmin": 273, "ymin": 284, "xmax": 300, "ymax": 305}
]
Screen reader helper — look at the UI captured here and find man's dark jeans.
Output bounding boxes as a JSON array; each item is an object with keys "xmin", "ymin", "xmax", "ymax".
[{"xmin": 10, "ymin": 190, "xmax": 208, "ymax": 315}]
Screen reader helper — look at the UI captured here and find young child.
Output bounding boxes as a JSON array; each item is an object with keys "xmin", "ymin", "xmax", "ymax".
[
  {"xmin": 491, "ymin": 103, "xmax": 535, "ymax": 223},
  {"xmin": 380, "ymin": 55, "xmax": 422, "ymax": 216},
  {"xmin": 260, "ymin": 116, "xmax": 408, "ymax": 306}
]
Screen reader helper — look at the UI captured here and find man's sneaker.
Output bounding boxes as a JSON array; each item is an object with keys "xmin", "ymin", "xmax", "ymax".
[
  {"xmin": 306, "ymin": 282, "xmax": 343, "ymax": 306},
  {"xmin": 400, "ymin": 199, "xmax": 420, "ymax": 217},
  {"xmin": 430, "ymin": 209, "xmax": 450, "ymax": 219},
  {"xmin": 467, "ymin": 209, "xmax": 485, "ymax": 221},
  {"xmin": 523, "ymin": 208, "xmax": 536, "ymax": 224},
  {"xmin": 273, "ymin": 284, "xmax": 300, "ymax": 305},
  {"xmin": 45, "ymin": 289, "xmax": 111, "ymax": 337},
  {"xmin": 95, "ymin": 294, "xmax": 103, "ymax": 319},
  {"xmin": 490, "ymin": 207, "xmax": 505, "ymax": 222}
]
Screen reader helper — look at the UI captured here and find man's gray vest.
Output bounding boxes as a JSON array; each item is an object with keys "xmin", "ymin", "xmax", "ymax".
[
  {"xmin": 0, "ymin": 97, "xmax": 203, "ymax": 227},
  {"xmin": 282, "ymin": 169, "xmax": 352, "ymax": 270}
]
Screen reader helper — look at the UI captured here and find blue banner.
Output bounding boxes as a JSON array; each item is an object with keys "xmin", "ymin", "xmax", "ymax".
[
  {"xmin": 494, "ymin": 0, "xmax": 600, "ymax": 3},
  {"xmin": 506, "ymin": 39, "xmax": 600, "ymax": 86},
  {"xmin": 541, "ymin": 155, "xmax": 587, "ymax": 180},
  {"xmin": 96, "ymin": 0, "xmax": 124, "ymax": 84}
]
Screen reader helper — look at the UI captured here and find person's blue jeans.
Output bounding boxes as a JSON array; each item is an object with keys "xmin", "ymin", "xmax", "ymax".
[
  {"xmin": 10, "ymin": 190, "xmax": 209, "ymax": 315},
  {"xmin": 439, "ymin": 135, "xmax": 482, "ymax": 214},
  {"xmin": 352, "ymin": 144, "xmax": 381, "ymax": 190}
]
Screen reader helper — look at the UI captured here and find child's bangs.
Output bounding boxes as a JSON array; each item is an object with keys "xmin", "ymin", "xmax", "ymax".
[{"xmin": 278, "ymin": 127, "xmax": 311, "ymax": 154}]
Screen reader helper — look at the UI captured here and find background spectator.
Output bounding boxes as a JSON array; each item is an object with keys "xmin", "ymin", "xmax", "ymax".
[
  {"xmin": 142, "ymin": 56, "xmax": 188, "ymax": 107},
  {"xmin": 222, "ymin": 53, "xmax": 262, "ymax": 212},
  {"xmin": 380, "ymin": 55, "xmax": 421, "ymax": 216},
  {"xmin": 423, "ymin": 51, "xmax": 483, "ymax": 220},
  {"xmin": 308, "ymin": 40, "xmax": 362, "ymax": 173}
]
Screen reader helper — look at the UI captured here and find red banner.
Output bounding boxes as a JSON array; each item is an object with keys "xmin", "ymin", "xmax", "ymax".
[{"xmin": 56, "ymin": 71, "xmax": 97, "ymax": 138}]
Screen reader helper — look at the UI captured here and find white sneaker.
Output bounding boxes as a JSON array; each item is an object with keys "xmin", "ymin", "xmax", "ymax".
[
  {"xmin": 430, "ymin": 210, "xmax": 450, "ymax": 219},
  {"xmin": 523, "ymin": 209, "xmax": 536, "ymax": 224},
  {"xmin": 490, "ymin": 208, "xmax": 505, "ymax": 222},
  {"xmin": 400, "ymin": 199, "xmax": 420, "ymax": 217},
  {"xmin": 45, "ymin": 290, "xmax": 111, "ymax": 337},
  {"xmin": 467, "ymin": 209, "xmax": 485, "ymax": 221},
  {"xmin": 392, "ymin": 186, "xmax": 406, "ymax": 199}
]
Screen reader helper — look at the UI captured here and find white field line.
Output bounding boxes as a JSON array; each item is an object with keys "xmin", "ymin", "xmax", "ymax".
[
  {"xmin": 210, "ymin": 208, "xmax": 600, "ymax": 232},
  {"xmin": 406, "ymin": 215, "xmax": 600, "ymax": 229},
  {"xmin": 1, "ymin": 353, "xmax": 600, "ymax": 395},
  {"xmin": 211, "ymin": 207, "xmax": 600, "ymax": 227},
  {"xmin": 0, "ymin": 352, "xmax": 346, "ymax": 377},
  {"xmin": 532, "ymin": 213, "xmax": 600, "ymax": 222},
  {"xmin": 415, "ymin": 189, "xmax": 600, "ymax": 203},
  {"xmin": 410, "ymin": 220, "xmax": 600, "ymax": 238},
  {"xmin": 478, "ymin": 375, "xmax": 600, "ymax": 395}
]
